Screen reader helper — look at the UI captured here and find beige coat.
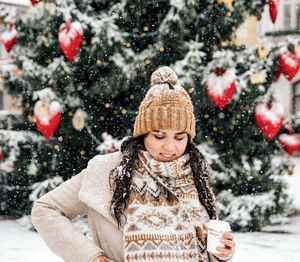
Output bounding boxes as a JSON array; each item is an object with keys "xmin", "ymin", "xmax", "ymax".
[{"xmin": 31, "ymin": 151, "xmax": 231, "ymax": 262}]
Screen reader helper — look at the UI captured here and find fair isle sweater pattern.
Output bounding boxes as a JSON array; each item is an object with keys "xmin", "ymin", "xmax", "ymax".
[{"xmin": 123, "ymin": 151, "xmax": 210, "ymax": 262}]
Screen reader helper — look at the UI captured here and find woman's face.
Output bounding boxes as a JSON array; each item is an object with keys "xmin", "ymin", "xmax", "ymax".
[{"xmin": 144, "ymin": 129, "xmax": 188, "ymax": 162}]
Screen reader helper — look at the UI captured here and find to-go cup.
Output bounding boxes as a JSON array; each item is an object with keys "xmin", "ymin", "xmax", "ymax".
[{"xmin": 206, "ymin": 219, "xmax": 231, "ymax": 254}]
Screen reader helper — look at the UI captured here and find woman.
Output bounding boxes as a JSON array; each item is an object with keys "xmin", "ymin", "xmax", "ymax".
[{"xmin": 31, "ymin": 67, "xmax": 235, "ymax": 262}]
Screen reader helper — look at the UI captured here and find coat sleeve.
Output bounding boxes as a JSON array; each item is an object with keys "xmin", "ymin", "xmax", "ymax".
[{"xmin": 31, "ymin": 168, "xmax": 103, "ymax": 262}]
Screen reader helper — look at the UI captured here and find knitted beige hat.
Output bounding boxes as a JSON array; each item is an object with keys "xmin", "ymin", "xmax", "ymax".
[{"xmin": 133, "ymin": 66, "xmax": 195, "ymax": 139}]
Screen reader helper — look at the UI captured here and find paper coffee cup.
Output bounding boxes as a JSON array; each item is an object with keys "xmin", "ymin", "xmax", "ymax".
[{"xmin": 206, "ymin": 219, "xmax": 231, "ymax": 254}]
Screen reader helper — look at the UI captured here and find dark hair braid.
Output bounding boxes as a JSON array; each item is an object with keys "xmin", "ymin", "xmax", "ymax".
[
  {"xmin": 187, "ymin": 141, "xmax": 218, "ymax": 220},
  {"xmin": 109, "ymin": 136, "xmax": 144, "ymax": 227}
]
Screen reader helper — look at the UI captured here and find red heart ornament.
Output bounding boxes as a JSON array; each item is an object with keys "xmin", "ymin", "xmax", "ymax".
[
  {"xmin": 0, "ymin": 149, "xmax": 3, "ymax": 162},
  {"xmin": 1, "ymin": 23, "xmax": 17, "ymax": 53},
  {"xmin": 30, "ymin": 0, "xmax": 41, "ymax": 6},
  {"xmin": 34, "ymin": 101, "xmax": 62, "ymax": 139},
  {"xmin": 278, "ymin": 134, "xmax": 300, "ymax": 156},
  {"xmin": 205, "ymin": 68, "xmax": 236, "ymax": 110},
  {"xmin": 255, "ymin": 102, "xmax": 284, "ymax": 140},
  {"xmin": 269, "ymin": 0, "xmax": 279, "ymax": 24},
  {"xmin": 278, "ymin": 50, "xmax": 300, "ymax": 81},
  {"xmin": 58, "ymin": 21, "xmax": 83, "ymax": 62}
]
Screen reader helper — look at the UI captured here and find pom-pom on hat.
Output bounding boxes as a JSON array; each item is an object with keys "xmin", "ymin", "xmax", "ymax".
[{"xmin": 133, "ymin": 66, "xmax": 195, "ymax": 139}]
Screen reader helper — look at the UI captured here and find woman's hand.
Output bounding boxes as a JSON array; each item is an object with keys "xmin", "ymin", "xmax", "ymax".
[
  {"xmin": 92, "ymin": 256, "xmax": 106, "ymax": 262},
  {"xmin": 209, "ymin": 232, "xmax": 235, "ymax": 260}
]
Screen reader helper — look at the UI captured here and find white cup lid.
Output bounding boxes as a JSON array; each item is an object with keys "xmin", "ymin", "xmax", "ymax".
[{"xmin": 206, "ymin": 219, "xmax": 231, "ymax": 231}]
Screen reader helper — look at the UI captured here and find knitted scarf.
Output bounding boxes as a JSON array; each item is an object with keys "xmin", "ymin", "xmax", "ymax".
[{"xmin": 123, "ymin": 150, "xmax": 210, "ymax": 262}]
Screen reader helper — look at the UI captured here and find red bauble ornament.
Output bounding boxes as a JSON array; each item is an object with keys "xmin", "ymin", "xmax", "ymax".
[
  {"xmin": 255, "ymin": 101, "xmax": 284, "ymax": 140},
  {"xmin": 34, "ymin": 100, "xmax": 62, "ymax": 139},
  {"xmin": 58, "ymin": 21, "xmax": 83, "ymax": 62},
  {"xmin": 278, "ymin": 134, "xmax": 300, "ymax": 156},
  {"xmin": 269, "ymin": 0, "xmax": 279, "ymax": 24},
  {"xmin": 278, "ymin": 50, "xmax": 300, "ymax": 81},
  {"xmin": 1, "ymin": 23, "xmax": 17, "ymax": 53},
  {"xmin": 205, "ymin": 67, "xmax": 236, "ymax": 110},
  {"xmin": 30, "ymin": 0, "xmax": 41, "ymax": 6}
]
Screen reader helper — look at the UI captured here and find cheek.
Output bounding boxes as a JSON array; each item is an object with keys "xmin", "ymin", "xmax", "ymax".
[
  {"xmin": 144, "ymin": 137, "xmax": 159, "ymax": 154},
  {"xmin": 149, "ymin": 142, "xmax": 161, "ymax": 154},
  {"xmin": 179, "ymin": 140, "xmax": 188, "ymax": 153}
]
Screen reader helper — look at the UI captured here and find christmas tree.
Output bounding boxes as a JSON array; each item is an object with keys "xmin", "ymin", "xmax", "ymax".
[{"xmin": 0, "ymin": 0, "xmax": 299, "ymax": 230}]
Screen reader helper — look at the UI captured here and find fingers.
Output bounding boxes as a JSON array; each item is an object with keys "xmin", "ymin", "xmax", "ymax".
[
  {"xmin": 224, "ymin": 232, "xmax": 234, "ymax": 240},
  {"xmin": 92, "ymin": 256, "xmax": 106, "ymax": 262},
  {"xmin": 221, "ymin": 236, "xmax": 236, "ymax": 248},
  {"xmin": 209, "ymin": 232, "xmax": 236, "ymax": 260},
  {"xmin": 210, "ymin": 251, "xmax": 231, "ymax": 260}
]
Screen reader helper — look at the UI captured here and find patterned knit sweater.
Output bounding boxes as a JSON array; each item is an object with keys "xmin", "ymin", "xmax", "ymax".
[{"xmin": 123, "ymin": 151, "xmax": 211, "ymax": 262}]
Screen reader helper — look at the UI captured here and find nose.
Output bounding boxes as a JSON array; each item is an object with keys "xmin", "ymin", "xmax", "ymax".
[{"xmin": 162, "ymin": 139, "xmax": 176, "ymax": 152}]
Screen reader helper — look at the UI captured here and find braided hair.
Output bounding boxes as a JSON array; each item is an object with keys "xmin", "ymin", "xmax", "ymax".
[{"xmin": 109, "ymin": 136, "xmax": 217, "ymax": 227}]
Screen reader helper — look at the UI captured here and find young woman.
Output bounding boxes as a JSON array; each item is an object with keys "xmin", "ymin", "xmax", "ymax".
[{"xmin": 31, "ymin": 67, "xmax": 235, "ymax": 262}]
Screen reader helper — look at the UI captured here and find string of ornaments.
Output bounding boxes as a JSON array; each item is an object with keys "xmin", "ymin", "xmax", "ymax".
[
  {"xmin": 205, "ymin": 0, "xmax": 300, "ymax": 157},
  {"xmin": 204, "ymin": 44, "xmax": 300, "ymax": 156},
  {"xmin": 1, "ymin": 1, "xmax": 84, "ymax": 141},
  {"xmin": 205, "ymin": 60, "xmax": 300, "ymax": 156}
]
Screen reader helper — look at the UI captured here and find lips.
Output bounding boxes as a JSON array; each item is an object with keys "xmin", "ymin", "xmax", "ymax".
[
  {"xmin": 162, "ymin": 154, "xmax": 174, "ymax": 157},
  {"xmin": 160, "ymin": 153, "xmax": 176, "ymax": 161}
]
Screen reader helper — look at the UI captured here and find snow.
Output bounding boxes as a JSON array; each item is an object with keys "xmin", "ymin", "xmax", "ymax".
[
  {"xmin": 97, "ymin": 132, "xmax": 121, "ymax": 154},
  {"xmin": 49, "ymin": 101, "xmax": 62, "ymax": 115},
  {"xmin": 0, "ymin": 156, "xmax": 300, "ymax": 262},
  {"xmin": 255, "ymin": 102, "xmax": 284, "ymax": 124},
  {"xmin": 59, "ymin": 21, "xmax": 83, "ymax": 46},
  {"xmin": 0, "ymin": 130, "xmax": 45, "ymax": 164},
  {"xmin": 32, "ymin": 88, "xmax": 56, "ymax": 102},
  {"xmin": 0, "ymin": 27, "xmax": 17, "ymax": 42},
  {"xmin": 278, "ymin": 134, "xmax": 300, "ymax": 146},
  {"xmin": 206, "ymin": 70, "xmax": 236, "ymax": 96},
  {"xmin": 281, "ymin": 51, "xmax": 298, "ymax": 67},
  {"xmin": 0, "ymin": 0, "xmax": 30, "ymax": 6},
  {"xmin": 34, "ymin": 101, "xmax": 62, "ymax": 125},
  {"xmin": 0, "ymin": 219, "xmax": 63, "ymax": 262}
]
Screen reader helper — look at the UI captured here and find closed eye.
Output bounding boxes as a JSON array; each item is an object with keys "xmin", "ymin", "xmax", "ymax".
[{"xmin": 154, "ymin": 135, "xmax": 164, "ymax": 140}]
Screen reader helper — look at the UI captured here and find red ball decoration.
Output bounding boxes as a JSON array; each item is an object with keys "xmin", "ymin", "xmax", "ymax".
[
  {"xmin": 255, "ymin": 101, "xmax": 284, "ymax": 140},
  {"xmin": 1, "ymin": 23, "xmax": 17, "ymax": 53},
  {"xmin": 58, "ymin": 21, "xmax": 83, "ymax": 62},
  {"xmin": 205, "ymin": 67, "xmax": 236, "ymax": 110},
  {"xmin": 30, "ymin": 0, "xmax": 41, "ymax": 6},
  {"xmin": 34, "ymin": 100, "xmax": 62, "ymax": 139},
  {"xmin": 278, "ymin": 134, "xmax": 300, "ymax": 156},
  {"xmin": 278, "ymin": 50, "xmax": 300, "ymax": 81},
  {"xmin": 269, "ymin": 0, "xmax": 279, "ymax": 24}
]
